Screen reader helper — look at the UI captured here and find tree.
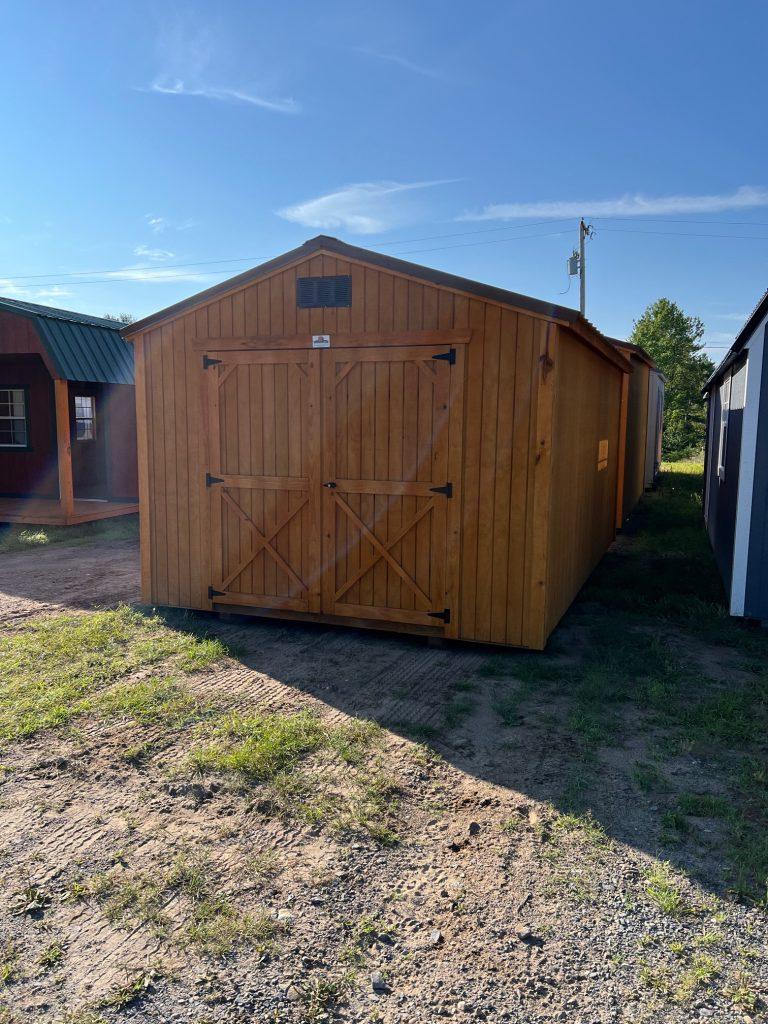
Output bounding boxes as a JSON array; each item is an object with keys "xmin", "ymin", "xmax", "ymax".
[
  {"xmin": 103, "ymin": 312, "xmax": 135, "ymax": 325},
  {"xmin": 629, "ymin": 298, "xmax": 714, "ymax": 460}
]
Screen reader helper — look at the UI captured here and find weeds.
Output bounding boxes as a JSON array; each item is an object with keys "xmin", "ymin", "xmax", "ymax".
[
  {"xmin": 0, "ymin": 944, "xmax": 18, "ymax": 987},
  {"xmin": 643, "ymin": 862, "xmax": 691, "ymax": 916},
  {"xmin": 38, "ymin": 942, "xmax": 65, "ymax": 970},
  {"xmin": 97, "ymin": 966, "xmax": 163, "ymax": 1010}
]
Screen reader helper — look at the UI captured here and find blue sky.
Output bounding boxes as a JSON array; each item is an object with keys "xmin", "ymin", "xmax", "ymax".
[{"xmin": 1, "ymin": 0, "xmax": 766, "ymax": 361}]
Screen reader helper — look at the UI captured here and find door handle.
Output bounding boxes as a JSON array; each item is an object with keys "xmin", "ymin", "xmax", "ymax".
[{"xmin": 323, "ymin": 481, "xmax": 337, "ymax": 488}]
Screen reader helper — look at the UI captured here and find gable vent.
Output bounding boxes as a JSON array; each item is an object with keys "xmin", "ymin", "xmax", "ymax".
[{"xmin": 296, "ymin": 275, "xmax": 352, "ymax": 309}]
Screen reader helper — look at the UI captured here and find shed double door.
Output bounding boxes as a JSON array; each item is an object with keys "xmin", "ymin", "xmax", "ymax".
[{"xmin": 206, "ymin": 344, "xmax": 460, "ymax": 630}]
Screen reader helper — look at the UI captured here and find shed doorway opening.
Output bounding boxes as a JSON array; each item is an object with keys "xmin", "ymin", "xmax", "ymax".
[{"xmin": 71, "ymin": 388, "xmax": 108, "ymax": 500}]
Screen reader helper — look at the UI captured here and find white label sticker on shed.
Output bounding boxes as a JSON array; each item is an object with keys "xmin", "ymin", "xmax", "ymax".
[{"xmin": 312, "ymin": 334, "xmax": 331, "ymax": 348}]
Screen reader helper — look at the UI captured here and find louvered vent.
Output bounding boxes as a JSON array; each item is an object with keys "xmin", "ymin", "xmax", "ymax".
[{"xmin": 296, "ymin": 275, "xmax": 352, "ymax": 309}]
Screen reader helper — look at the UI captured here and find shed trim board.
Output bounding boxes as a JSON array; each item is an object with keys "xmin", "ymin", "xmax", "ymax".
[
  {"xmin": 731, "ymin": 316, "xmax": 767, "ymax": 615},
  {"xmin": 125, "ymin": 238, "xmax": 628, "ymax": 649}
]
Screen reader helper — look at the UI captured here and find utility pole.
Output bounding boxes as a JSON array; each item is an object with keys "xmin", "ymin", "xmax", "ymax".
[{"xmin": 579, "ymin": 218, "xmax": 594, "ymax": 317}]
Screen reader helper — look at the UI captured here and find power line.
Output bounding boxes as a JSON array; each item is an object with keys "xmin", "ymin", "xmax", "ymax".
[
  {"xmin": 598, "ymin": 227, "xmax": 768, "ymax": 241},
  {"xmin": 593, "ymin": 216, "xmax": 768, "ymax": 228},
  {"xmin": 0, "ymin": 229, "xmax": 578, "ymax": 287},
  {"xmin": 2, "ymin": 217, "xmax": 768, "ymax": 291},
  {"xmin": 390, "ymin": 229, "xmax": 573, "ymax": 257},
  {"xmin": 0, "ymin": 219, "xmax": 579, "ymax": 283}
]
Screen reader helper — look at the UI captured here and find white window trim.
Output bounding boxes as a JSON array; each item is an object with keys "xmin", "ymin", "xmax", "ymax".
[
  {"xmin": 0, "ymin": 387, "xmax": 28, "ymax": 448},
  {"xmin": 730, "ymin": 317, "xmax": 767, "ymax": 616}
]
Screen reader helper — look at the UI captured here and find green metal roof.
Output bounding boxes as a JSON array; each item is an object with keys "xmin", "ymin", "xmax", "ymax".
[{"xmin": 0, "ymin": 296, "xmax": 134, "ymax": 385}]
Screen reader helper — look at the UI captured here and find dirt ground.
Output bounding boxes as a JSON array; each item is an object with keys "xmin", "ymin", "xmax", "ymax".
[{"xmin": 0, "ymin": 526, "xmax": 765, "ymax": 1024}]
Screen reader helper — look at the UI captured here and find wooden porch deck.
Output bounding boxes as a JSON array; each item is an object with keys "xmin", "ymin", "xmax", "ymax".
[{"xmin": 0, "ymin": 497, "xmax": 138, "ymax": 526}]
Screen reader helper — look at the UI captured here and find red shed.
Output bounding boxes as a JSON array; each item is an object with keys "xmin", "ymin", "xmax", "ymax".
[{"xmin": 0, "ymin": 298, "xmax": 138, "ymax": 525}]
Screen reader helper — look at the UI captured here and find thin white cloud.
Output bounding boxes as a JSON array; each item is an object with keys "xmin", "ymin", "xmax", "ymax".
[
  {"xmin": 357, "ymin": 48, "xmax": 442, "ymax": 79},
  {"xmin": 713, "ymin": 312, "xmax": 750, "ymax": 322},
  {"xmin": 134, "ymin": 245, "xmax": 175, "ymax": 261},
  {"xmin": 278, "ymin": 179, "xmax": 458, "ymax": 235},
  {"xmin": 146, "ymin": 215, "xmax": 169, "ymax": 234},
  {"xmin": 148, "ymin": 77, "xmax": 299, "ymax": 114},
  {"xmin": 144, "ymin": 214, "xmax": 196, "ymax": 235},
  {"xmin": 0, "ymin": 281, "xmax": 72, "ymax": 300},
  {"xmin": 99, "ymin": 265, "xmax": 212, "ymax": 284},
  {"xmin": 460, "ymin": 185, "xmax": 768, "ymax": 221},
  {"xmin": 703, "ymin": 331, "xmax": 736, "ymax": 343}
]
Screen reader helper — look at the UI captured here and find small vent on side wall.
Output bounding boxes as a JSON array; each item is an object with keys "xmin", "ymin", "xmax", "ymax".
[{"xmin": 296, "ymin": 275, "xmax": 352, "ymax": 309}]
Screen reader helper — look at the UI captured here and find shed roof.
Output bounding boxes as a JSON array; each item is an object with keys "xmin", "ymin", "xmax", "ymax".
[
  {"xmin": 609, "ymin": 338, "xmax": 662, "ymax": 373},
  {"xmin": 704, "ymin": 287, "xmax": 768, "ymax": 392},
  {"xmin": 122, "ymin": 235, "xmax": 629, "ymax": 373},
  {"xmin": 0, "ymin": 296, "xmax": 134, "ymax": 384}
]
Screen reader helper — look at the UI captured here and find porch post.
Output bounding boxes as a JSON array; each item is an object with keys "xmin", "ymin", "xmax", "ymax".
[
  {"xmin": 54, "ymin": 379, "xmax": 74, "ymax": 521},
  {"xmin": 615, "ymin": 371, "xmax": 629, "ymax": 530}
]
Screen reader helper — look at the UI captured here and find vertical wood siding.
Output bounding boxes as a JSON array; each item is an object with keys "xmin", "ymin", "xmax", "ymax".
[
  {"xmin": 622, "ymin": 356, "xmax": 650, "ymax": 519},
  {"xmin": 133, "ymin": 255, "xmax": 621, "ymax": 648},
  {"xmin": 544, "ymin": 329, "xmax": 622, "ymax": 636}
]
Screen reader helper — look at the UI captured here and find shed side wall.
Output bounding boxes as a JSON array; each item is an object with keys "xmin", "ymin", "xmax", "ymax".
[
  {"xmin": 743, "ymin": 322, "xmax": 768, "ymax": 618},
  {"xmin": 0, "ymin": 354, "xmax": 58, "ymax": 498},
  {"xmin": 545, "ymin": 328, "xmax": 622, "ymax": 637},
  {"xmin": 622, "ymin": 356, "xmax": 650, "ymax": 519},
  {"xmin": 135, "ymin": 254, "xmax": 554, "ymax": 645}
]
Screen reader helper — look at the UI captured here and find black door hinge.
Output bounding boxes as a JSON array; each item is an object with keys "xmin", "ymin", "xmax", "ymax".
[
  {"xmin": 206, "ymin": 473, "xmax": 224, "ymax": 487},
  {"xmin": 203, "ymin": 355, "xmax": 223, "ymax": 369},
  {"xmin": 430, "ymin": 482, "xmax": 453, "ymax": 498},
  {"xmin": 431, "ymin": 348, "xmax": 456, "ymax": 365},
  {"xmin": 428, "ymin": 608, "xmax": 451, "ymax": 624},
  {"xmin": 208, "ymin": 586, "xmax": 225, "ymax": 599}
]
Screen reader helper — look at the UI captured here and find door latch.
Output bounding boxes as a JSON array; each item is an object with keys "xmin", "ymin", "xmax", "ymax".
[{"xmin": 323, "ymin": 481, "xmax": 338, "ymax": 488}]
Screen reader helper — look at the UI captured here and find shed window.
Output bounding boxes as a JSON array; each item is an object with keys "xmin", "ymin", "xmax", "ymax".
[
  {"xmin": 74, "ymin": 395, "xmax": 96, "ymax": 440},
  {"xmin": 0, "ymin": 388, "xmax": 28, "ymax": 447},
  {"xmin": 717, "ymin": 377, "xmax": 731, "ymax": 481}
]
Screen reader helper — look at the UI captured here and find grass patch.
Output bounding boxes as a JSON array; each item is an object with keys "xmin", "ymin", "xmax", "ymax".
[
  {"xmin": 0, "ymin": 944, "xmax": 18, "ymax": 987},
  {"xmin": 97, "ymin": 966, "xmax": 162, "ymax": 1010},
  {"xmin": 0, "ymin": 515, "xmax": 138, "ymax": 555},
  {"xmin": 189, "ymin": 710, "xmax": 328, "ymax": 781},
  {"xmin": 643, "ymin": 862, "xmax": 691, "ymax": 916},
  {"xmin": 633, "ymin": 761, "xmax": 669, "ymax": 793},
  {"xmin": 678, "ymin": 793, "xmax": 731, "ymax": 818},
  {"xmin": 300, "ymin": 973, "xmax": 355, "ymax": 1022},
  {"xmin": 89, "ymin": 851, "xmax": 278, "ymax": 957},
  {"xmin": 0, "ymin": 605, "xmax": 226, "ymax": 742},
  {"xmin": 38, "ymin": 941, "xmax": 65, "ymax": 970},
  {"xmin": 98, "ymin": 678, "xmax": 209, "ymax": 728},
  {"xmin": 190, "ymin": 711, "xmax": 399, "ymax": 845}
]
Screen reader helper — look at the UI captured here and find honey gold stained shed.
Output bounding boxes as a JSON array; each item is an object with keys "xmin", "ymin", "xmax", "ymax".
[{"xmin": 124, "ymin": 236, "xmax": 630, "ymax": 650}]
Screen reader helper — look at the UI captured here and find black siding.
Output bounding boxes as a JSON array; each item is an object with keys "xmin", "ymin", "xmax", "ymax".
[
  {"xmin": 707, "ymin": 355, "xmax": 747, "ymax": 594},
  {"xmin": 744, "ymin": 326, "xmax": 768, "ymax": 620}
]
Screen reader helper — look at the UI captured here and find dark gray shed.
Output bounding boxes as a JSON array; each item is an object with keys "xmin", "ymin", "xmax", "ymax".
[{"xmin": 703, "ymin": 287, "xmax": 768, "ymax": 618}]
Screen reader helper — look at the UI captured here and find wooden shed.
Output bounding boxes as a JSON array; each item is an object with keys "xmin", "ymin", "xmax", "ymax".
[
  {"xmin": 0, "ymin": 298, "xmax": 138, "ymax": 525},
  {"xmin": 612, "ymin": 339, "xmax": 665, "ymax": 521},
  {"xmin": 123, "ymin": 236, "xmax": 630, "ymax": 649}
]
